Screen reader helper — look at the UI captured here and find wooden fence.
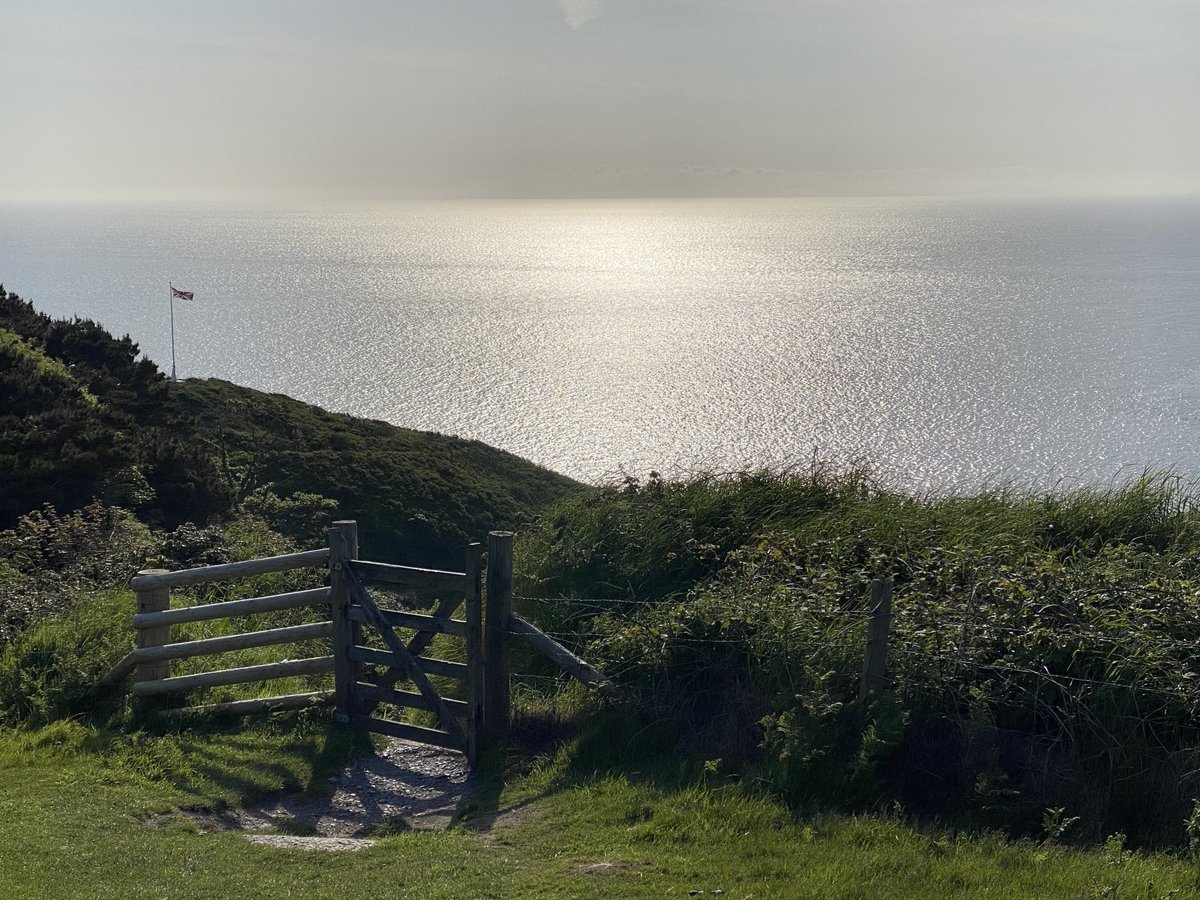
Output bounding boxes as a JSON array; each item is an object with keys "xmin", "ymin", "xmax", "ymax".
[{"xmin": 102, "ymin": 520, "xmax": 606, "ymax": 764}]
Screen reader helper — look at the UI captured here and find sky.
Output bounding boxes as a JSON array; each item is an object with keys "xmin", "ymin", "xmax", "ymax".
[{"xmin": 1, "ymin": 0, "xmax": 1197, "ymax": 202}]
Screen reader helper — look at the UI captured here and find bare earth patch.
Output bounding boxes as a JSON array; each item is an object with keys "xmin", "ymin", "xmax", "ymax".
[{"xmin": 176, "ymin": 739, "xmax": 474, "ymax": 850}]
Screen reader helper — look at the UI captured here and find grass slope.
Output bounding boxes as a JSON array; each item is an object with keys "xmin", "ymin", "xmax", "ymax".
[
  {"xmin": 170, "ymin": 378, "xmax": 580, "ymax": 565},
  {"xmin": 0, "ymin": 283, "xmax": 580, "ymax": 559},
  {"xmin": 0, "ymin": 721, "xmax": 1194, "ymax": 899}
]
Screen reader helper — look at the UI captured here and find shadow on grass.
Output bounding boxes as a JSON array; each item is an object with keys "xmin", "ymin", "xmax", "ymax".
[
  {"xmin": 456, "ymin": 702, "xmax": 681, "ymax": 834},
  {"xmin": 124, "ymin": 711, "xmax": 368, "ymax": 807},
  {"xmin": 482, "ymin": 702, "xmax": 891, "ymax": 832}
]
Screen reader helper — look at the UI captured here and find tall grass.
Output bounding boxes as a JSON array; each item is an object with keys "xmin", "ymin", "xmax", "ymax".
[{"xmin": 518, "ymin": 468, "xmax": 1200, "ymax": 846}]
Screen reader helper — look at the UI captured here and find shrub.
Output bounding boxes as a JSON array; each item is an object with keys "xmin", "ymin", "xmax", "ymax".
[{"xmin": 526, "ymin": 470, "xmax": 1200, "ymax": 846}]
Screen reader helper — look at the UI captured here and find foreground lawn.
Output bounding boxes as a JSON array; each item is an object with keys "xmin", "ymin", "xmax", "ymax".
[{"xmin": 0, "ymin": 720, "xmax": 1196, "ymax": 899}]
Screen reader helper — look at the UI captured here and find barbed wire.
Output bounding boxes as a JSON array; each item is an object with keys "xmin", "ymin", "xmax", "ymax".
[{"xmin": 341, "ymin": 580, "xmax": 1200, "ymax": 720}]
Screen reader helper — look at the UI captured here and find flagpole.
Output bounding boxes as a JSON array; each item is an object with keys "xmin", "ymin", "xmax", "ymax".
[{"xmin": 169, "ymin": 282, "xmax": 177, "ymax": 382}]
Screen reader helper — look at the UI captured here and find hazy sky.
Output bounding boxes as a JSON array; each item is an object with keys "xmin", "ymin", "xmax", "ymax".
[{"xmin": 2, "ymin": 1, "xmax": 1197, "ymax": 201}]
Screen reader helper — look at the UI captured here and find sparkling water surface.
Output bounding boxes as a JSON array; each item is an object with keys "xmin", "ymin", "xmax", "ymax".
[{"xmin": 1, "ymin": 197, "xmax": 1197, "ymax": 489}]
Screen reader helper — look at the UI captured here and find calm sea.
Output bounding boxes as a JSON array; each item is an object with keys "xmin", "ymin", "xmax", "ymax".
[{"xmin": 1, "ymin": 197, "xmax": 1198, "ymax": 490}]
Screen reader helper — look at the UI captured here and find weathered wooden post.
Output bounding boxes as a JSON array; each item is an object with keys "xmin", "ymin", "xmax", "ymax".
[
  {"xmin": 464, "ymin": 542, "xmax": 484, "ymax": 764},
  {"xmin": 484, "ymin": 530, "xmax": 514, "ymax": 743},
  {"xmin": 133, "ymin": 568, "xmax": 171, "ymax": 685},
  {"xmin": 859, "ymin": 577, "xmax": 894, "ymax": 705},
  {"xmin": 329, "ymin": 520, "xmax": 359, "ymax": 724}
]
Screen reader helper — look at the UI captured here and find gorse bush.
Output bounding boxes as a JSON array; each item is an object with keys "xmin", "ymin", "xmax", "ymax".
[
  {"xmin": 240, "ymin": 489, "xmax": 339, "ymax": 545},
  {"xmin": 0, "ymin": 286, "xmax": 218, "ymax": 528},
  {"xmin": 518, "ymin": 465, "xmax": 873, "ymax": 606},
  {"xmin": 0, "ymin": 503, "xmax": 154, "ymax": 645},
  {"xmin": 522, "ymin": 469, "xmax": 1200, "ymax": 847}
]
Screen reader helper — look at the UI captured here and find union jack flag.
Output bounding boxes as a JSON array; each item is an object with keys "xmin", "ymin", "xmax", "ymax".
[{"xmin": 171, "ymin": 286, "xmax": 194, "ymax": 301}]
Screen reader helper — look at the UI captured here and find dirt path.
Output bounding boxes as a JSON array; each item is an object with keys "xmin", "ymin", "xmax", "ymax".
[{"xmin": 183, "ymin": 739, "xmax": 474, "ymax": 850}]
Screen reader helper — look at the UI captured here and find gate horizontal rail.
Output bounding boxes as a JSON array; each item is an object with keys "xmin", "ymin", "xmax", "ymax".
[
  {"xmin": 345, "ymin": 605, "xmax": 467, "ymax": 637},
  {"xmin": 349, "ymin": 645, "xmax": 468, "ymax": 679},
  {"xmin": 127, "ymin": 621, "xmax": 333, "ymax": 665},
  {"xmin": 132, "ymin": 587, "xmax": 330, "ymax": 629},
  {"xmin": 132, "ymin": 656, "xmax": 336, "ymax": 697},
  {"xmin": 162, "ymin": 691, "xmax": 333, "ymax": 719},
  {"xmin": 130, "ymin": 549, "xmax": 330, "ymax": 590},
  {"xmin": 349, "ymin": 559, "xmax": 466, "ymax": 594}
]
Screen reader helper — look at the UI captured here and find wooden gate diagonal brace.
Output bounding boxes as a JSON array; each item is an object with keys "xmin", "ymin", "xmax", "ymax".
[
  {"xmin": 358, "ymin": 592, "xmax": 464, "ymax": 716},
  {"xmin": 345, "ymin": 566, "xmax": 468, "ymax": 748}
]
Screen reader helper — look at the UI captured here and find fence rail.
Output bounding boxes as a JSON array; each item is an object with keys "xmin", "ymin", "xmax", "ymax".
[
  {"xmin": 131, "ymin": 587, "xmax": 331, "ymax": 629},
  {"xmin": 129, "ymin": 549, "xmax": 331, "ymax": 590},
  {"xmin": 345, "ymin": 606, "xmax": 468, "ymax": 636},
  {"xmin": 100, "ymin": 519, "xmax": 606, "ymax": 767},
  {"xmin": 349, "ymin": 559, "xmax": 466, "ymax": 593},
  {"xmin": 127, "ymin": 621, "xmax": 334, "ymax": 665},
  {"xmin": 132, "ymin": 656, "xmax": 337, "ymax": 697}
]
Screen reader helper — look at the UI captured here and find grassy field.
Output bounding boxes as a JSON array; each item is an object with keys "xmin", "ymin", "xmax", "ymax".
[{"xmin": 1, "ymin": 718, "xmax": 1197, "ymax": 900}]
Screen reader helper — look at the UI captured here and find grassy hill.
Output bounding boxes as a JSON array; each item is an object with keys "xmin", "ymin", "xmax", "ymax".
[
  {"xmin": 170, "ymin": 378, "xmax": 578, "ymax": 564},
  {"xmin": 0, "ymin": 284, "xmax": 580, "ymax": 563}
]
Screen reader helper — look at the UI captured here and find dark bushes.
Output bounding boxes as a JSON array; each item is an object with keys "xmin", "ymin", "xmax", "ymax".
[{"xmin": 523, "ymin": 470, "xmax": 1200, "ymax": 847}]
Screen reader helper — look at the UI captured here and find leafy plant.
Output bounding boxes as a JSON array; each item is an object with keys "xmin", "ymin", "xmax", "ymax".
[{"xmin": 1043, "ymin": 807, "xmax": 1082, "ymax": 843}]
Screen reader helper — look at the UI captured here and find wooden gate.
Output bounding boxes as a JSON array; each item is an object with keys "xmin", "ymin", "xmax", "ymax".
[
  {"xmin": 328, "ymin": 520, "xmax": 486, "ymax": 762},
  {"xmin": 103, "ymin": 519, "xmax": 606, "ymax": 766}
]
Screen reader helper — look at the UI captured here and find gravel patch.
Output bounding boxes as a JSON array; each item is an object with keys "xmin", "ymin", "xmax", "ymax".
[
  {"xmin": 244, "ymin": 835, "xmax": 377, "ymax": 852},
  {"xmin": 177, "ymin": 738, "xmax": 474, "ymax": 849}
]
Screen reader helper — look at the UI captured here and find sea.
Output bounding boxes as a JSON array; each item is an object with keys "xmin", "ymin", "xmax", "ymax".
[{"xmin": 1, "ymin": 196, "xmax": 1198, "ymax": 491}]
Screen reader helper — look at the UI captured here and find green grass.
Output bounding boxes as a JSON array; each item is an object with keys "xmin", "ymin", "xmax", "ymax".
[{"xmin": 0, "ymin": 719, "xmax": 1196, "ymax": 899}]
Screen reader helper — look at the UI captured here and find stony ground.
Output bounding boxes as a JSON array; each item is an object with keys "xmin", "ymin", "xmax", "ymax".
[{"xmin": 183, "ymin": 739, "xmax": 474, "ymax": 850}]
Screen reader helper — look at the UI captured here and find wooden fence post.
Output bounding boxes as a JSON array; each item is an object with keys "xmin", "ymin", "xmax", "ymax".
[
  {"xmin": 484, "ymin": 531, "xmax": 514, "ymax": 743},
  {"xmin": 134, "ymin": 568, "xmax": 171, "ymax": 685},
  {"xmin": 329, "ymin": 520, "xmax": 359, "ymax": 723},
  {"xmin": 859, "ymin": 578, "xmax": 894, "ymax": 706},
  {"xmin": 464, "ymin": 542, "xmax": 484, "ymax": 764}
]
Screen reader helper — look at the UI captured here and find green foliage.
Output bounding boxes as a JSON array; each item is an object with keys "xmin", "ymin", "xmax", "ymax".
[
  {"xmin": 525, "ymin": 469, "xmax": 1200, "ymax": 846},
  {"xmin": 169, "ymin": 378, "xmax": 580, "ymax": 566},
  {"xmin": 134, "ymin": 429, "xmax": 234, "ymax": 529},
  {"xmin": 0, "ymin": 326, "xmax": 95, "ymax": 412},
  {"xmin": 0, "ymin": 287, "xmax": 181, "ymax": 526},
  {"xmin": 1043, "ymin": 807, "xmax": 1082, "ymax": 844},
  {"xmin": 0, "ymin": 284, "xmax": 577, "ymax": 548},
  {"xmin": 1183, "ymin": 799, "xmax": 1200, "ymax": 855},
  {"xmin": 518, "ymin": 466, "xmax": 871, "ymax": 603},
  {"xmin": 0, "ymin": 503, "xmax": 153, "ymax": 645},
  {"xmin": 240, "ymin": 488, "xmax": 339, "ymax": 543},
  {"xmin": 0, "ymin": 587, "xmax": 131, "ymax": 725}
]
